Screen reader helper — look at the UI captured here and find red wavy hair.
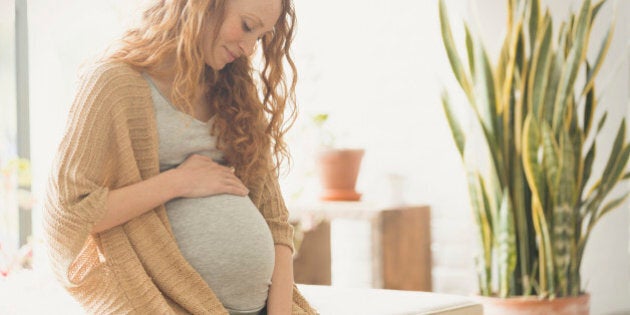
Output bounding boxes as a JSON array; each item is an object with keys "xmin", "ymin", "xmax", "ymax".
[{"xmin": 104, "ymin": 0, "xmax": 297, "ymax": 187}]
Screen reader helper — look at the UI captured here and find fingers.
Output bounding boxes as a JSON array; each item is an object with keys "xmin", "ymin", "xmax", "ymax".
[
  {"xmin": 224, "ymin": 185, "xmax": 250, "ymax": 196},
  {"xmin": 221, "ymin": 177, "xmax": 249, "ymax": 195},
  {"xmin": 203, "ymin": 161, "xmax": 247, "ymax": 195},
  {"xmin": 179, "ymin": 154, "xmax": 248, "ymax": 197},
  {"xmin": 217, "ymin": 165, "xmax": 236, "ymax": 174}
]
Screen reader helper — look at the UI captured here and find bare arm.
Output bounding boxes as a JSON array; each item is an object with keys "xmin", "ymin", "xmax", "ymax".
[
  {"xmin": 92, "ymin": 169, "xmax": 180, "ymax": 234},
  {"xmin": 92, "ymin": 154, "xmax": 249, "ymax": 234},
  {"xmin": 267, "ymin": 244, "xmax": 294, "ymax": 314}
]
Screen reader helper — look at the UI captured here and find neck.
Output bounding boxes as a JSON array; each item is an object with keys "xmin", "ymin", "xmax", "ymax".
[
  {"xmin": 146, "ymin": 54, "xmax": 176, "ymax": 84},
  {"xmin": 146, "ymin": 54, "xmax": 209, "ymax": 99}
]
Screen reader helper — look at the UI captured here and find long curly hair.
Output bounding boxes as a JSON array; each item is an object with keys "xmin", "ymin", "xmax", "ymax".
[{"xmin": 104, "ymin": 0, "xmax": 297, "ymax": 187}]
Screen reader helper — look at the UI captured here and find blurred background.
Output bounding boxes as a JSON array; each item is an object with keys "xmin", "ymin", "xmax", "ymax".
[{"xmin": 0, "ymin": 0, "xmax": 628, "ymax": 314}]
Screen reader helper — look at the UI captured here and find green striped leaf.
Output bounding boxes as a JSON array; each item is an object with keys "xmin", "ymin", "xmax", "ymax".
[
  {"xmin": 600, "ymin": 121, "xmax": 626, "ymax": 186},
  {"xmin": 442, "ymin": 91, "xmax": 466, "ymax": 157},
  {"xmin": 591, "ymin": 0, "xmax": 607, "ymax": 24},
  {"xmin": 515, "ymin": 21, "xmax": 526, "ymax": 74},
  {"xmin": 542, "ymin": 51, "xmax": 562, "ymax": 126},
  {"xmin": 583, "ymin": 63, "xmax": 595, "ymax": 135},
  {"xmin": 523, "ymin": 115, "xmax": 546, "ymax": 204},
  {"xmin": 532, "ymin": 196, "xmax": 555, "ymax": 296},
  {"xmin": 529, "ymin": 13, "xmax": 553, "ymax": 120},
  {"xmin": 501, "ymin": 16, "xmax": 523, "ymax": 113},
  {"xmin": 465, "ymin": 166, "xmax": 492, "ymax": 295},
  {"xmin": 597, "ymin": 112, "xmax": 608, "ymax": 133},
  {"xmin": 582, "ymin": 23, "xmax": 614, "ymax": 97},
  {"xmin": 553, "ymin": 203, "xmax": 573, "ymax": 296},
  {"xmin": 497, "ymin": 189, "xmax": 517, "ymax": 298},
  {"xmin": 479, "ymin": 174, "xmax": 497, "ymax": 235},
  {"xmin": 569, "ymin": 118, "xmax": 583, "ymax": 205},
  {"xmin": 541, "ymin": 122, "xmax": 561, "ymax": 197},
  {"xmin": 566, "ymin": 15, "xmax": 576, "ymax": 54},
  {"xmin": 465, "ymin": 23, "xmax": 476, "ymax": 78},
  {"xmin": 527, "ymin": 0, "xmax": 541, "ymax": 53},
  {"xmin": 597, "ymin": 192, "xmax": 630, "ymax": 220},
  {"xmin": 604, "ymin": 143, "xmax": 630, "ymax": 193},
  {"xmin": 559, "ymin": 130, "xmax": 577, "ymax": 205},
  {"xmin": 552, "ymin": 0, "xmax": 592, "ymax": 131},
  {"xmin": 474, "ymin": 41, "xmax": 499, "ymax": 135},
  {"xmin": 581, "ymin": 114, "xmax": 606, "ymax": 200},
  {"xmin": 439, "ymin": 0, "xmax": 473, "ymax": 99}
]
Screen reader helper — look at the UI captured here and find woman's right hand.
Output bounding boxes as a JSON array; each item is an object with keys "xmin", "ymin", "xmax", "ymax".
[{"xmin": 173, "ymin": 154, "xmax": 249, "ymax": 198}]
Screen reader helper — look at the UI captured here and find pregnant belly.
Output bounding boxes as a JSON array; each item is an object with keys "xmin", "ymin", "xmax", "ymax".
[{"xmin": 165, "ymin": 194, "xmax": 275, "ymax": 311}]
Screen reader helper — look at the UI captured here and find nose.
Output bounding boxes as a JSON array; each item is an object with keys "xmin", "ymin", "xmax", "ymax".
[{"xmin": 238, "ymin": 37, "xmax": 257, "ymax": 57}]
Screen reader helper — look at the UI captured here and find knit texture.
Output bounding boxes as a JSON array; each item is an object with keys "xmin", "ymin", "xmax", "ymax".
[{"xmin": 43, "ymin": 61, "xmax": 317, "ymax": 314}]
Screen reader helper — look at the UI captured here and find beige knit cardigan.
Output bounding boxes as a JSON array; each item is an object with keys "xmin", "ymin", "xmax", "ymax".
[{"xmin": 42, "ymin": 61, "xmax": 317, "ymax": 314}]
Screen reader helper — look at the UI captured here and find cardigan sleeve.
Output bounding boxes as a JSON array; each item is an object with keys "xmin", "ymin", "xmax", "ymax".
[
  {"xmin": 42, "ymin": 64, "xmax": 120, "ymax": 287},
  {"xmin": 253, "ymin": 168, "xmax": 295, "ymax": 254}
]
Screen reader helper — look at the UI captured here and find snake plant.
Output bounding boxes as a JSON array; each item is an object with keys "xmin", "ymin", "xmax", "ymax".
[{"xmin": 440, "ymin": 0, "xmax": 629, "ymax": 298}]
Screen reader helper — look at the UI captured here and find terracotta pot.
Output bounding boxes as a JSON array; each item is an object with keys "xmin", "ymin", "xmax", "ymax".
[
  {"xmin": 316, "ymin": 148, "xmax": 364, "ymax": 201},
  {"xmin": 474, "ymin": 293, "xmax": 590, "ymax": 315}
]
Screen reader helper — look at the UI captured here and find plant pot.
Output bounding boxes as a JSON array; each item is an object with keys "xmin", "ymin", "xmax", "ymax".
[
  {"xmin": 474, "ymin": 293, "xmax": 590, "ymax": 315},
  {"xmin": 316, "ymin": 148, "xmax": 364, "ymax": 201}
]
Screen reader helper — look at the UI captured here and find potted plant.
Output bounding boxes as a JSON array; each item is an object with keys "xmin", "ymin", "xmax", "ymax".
[
  {"xmin": 439, "ymin": 0, "xmax": 629, "ymax": 313},
  {"xmin": 311, "ymin": 113, "xmax": 365, "ymax": 201}
]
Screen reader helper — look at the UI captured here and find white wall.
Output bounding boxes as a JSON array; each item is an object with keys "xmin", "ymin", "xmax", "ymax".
[
  {"xmin": 27, "ymin": 0, "xmax": 145, "ymax": 269},
  {"xmin": 27, "ymin": 1, "xmax": 144, "ymax": 223},
  {"xmin": 578, "ymin": 0, "xmax": 630, "ymax": 313},
  {"xmin": 285, "ymin": 0, "xmax": 478, "ymax": 294},
  {"xmin": 0, "ymin": 0, "xmax": 18, "ymax": 252}
]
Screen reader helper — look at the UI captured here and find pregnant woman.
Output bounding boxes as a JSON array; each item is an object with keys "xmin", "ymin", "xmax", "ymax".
[{"xmin": 42, "ymin": 0, "xmax": 316, "ymax": 314}]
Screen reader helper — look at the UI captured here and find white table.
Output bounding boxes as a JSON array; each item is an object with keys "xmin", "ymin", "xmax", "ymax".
[{"xmin": 298, "ymin": 284, "xmax": 483, "ymax": 315}]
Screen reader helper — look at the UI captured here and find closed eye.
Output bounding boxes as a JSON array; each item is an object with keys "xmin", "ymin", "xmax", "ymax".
[{"xmin": 242, "ymin": 21, "xmax": 252, "ymax": 32}]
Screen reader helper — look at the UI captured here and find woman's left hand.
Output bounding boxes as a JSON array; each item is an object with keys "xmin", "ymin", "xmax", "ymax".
[{"xmin": 266, "ymin": 244, "xmax": 294, "ymax": 314}]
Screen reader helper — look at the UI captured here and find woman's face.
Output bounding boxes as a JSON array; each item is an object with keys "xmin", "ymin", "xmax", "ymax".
[{"xmin": 203, "ymin": 0, "xmax": 282, "ymax": 70}]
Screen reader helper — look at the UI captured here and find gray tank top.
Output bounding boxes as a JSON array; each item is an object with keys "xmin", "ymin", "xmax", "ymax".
[{"xmin": 143, "ymin": 73, "xmax": 275, "ymax": 315}]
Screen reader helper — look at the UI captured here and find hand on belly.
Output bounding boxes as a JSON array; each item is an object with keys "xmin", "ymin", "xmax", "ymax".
[{"xmin": 165, "ymin": 194, "xmax": 276, "ymax": 281}]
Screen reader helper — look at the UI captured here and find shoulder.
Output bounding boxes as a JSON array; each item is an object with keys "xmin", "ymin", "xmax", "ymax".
[
  {"xmin": 77, "ymin": 60, "xmax": 148, "ymax": 97},
  {"xmin": 68, "ymin": 60, "xmax": 152, "ymax": 122}
]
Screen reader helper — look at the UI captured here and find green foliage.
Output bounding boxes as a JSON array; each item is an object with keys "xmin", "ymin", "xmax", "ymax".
[
  {"xmin": 311, "ymin": 113, "xmax": 336, "ymax": 148},
  {"xmin": 312, "ymin": 113, "xmax": 329, "ymax": 128},
  {"xmin": 1, "ymin": 158, "xmax": 31, "ymax": 187},
  {"xmin": 440, "ymin": 0, "xmax": 628, "ymax": 298}
]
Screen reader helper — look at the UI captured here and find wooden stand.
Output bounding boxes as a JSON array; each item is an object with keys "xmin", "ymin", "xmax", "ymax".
[
  {"xmin": 290, "ymin": 202, "xmax": 432, "ymax": 291},
  {"xmin": 293, "ymin": 220, "xmax": 332, "ymax": 285}
]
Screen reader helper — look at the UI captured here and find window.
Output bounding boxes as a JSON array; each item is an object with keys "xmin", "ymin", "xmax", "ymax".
[{"xmin": 0, "ymin": 0, "xmax": 20, "ymax": 269}]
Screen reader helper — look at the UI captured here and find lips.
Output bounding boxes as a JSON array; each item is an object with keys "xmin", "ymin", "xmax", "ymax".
[{"xmin": 225, "ymin": 47, "xmax": 238, "ymax": 62}]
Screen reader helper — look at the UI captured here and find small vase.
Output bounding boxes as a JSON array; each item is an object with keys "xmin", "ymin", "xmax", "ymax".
[
  {"xmin": 474, "ymin": 293, "xmax": 590, "ymax": 315},
  {"xmin": 316, "ymin": 148, "xmax": 364, "ymax": 201}
]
